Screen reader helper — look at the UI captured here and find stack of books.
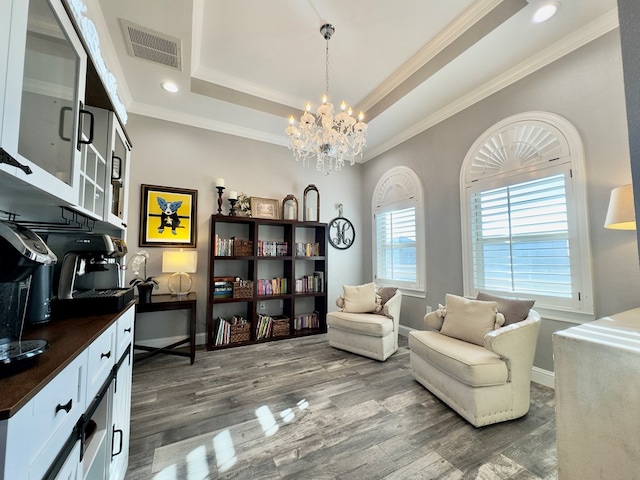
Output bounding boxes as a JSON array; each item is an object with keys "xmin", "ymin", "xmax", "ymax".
[
  {"xmin": 294, "ymin": 271, "xmax": 324, "ymax": 293},
  {"xmin": 295, "ymin": 242, "xmax": 321, "ymax": 257},
  {"xmin": 257, "ymin": 277, "xmax": 287, "ymax": 295}
]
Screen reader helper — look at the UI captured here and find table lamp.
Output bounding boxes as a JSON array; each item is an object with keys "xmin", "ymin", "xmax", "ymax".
[
  {"xmin": 162, "ymin": 250, "xmax": 198, "ymax": 296},
  {"xmin": 604, "ymin": 184, "xmax": 636, "ymax": 230}
]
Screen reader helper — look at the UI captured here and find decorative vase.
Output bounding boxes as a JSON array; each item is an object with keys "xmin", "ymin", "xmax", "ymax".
[{"xmin": 137, "ymin": 283, "xmax": 154, "ymax": 303}]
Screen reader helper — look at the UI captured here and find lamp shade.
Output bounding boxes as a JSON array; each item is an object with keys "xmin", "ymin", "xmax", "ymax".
[
  {"xmin": 604, "ymin": 184, "xmax": 636, "ymax": 230},
  {"xmin": 162, "ymin": 250, "xmax": 198, "ymax": 273}
]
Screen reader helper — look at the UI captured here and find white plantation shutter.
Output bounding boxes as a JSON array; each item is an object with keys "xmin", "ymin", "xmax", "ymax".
[
  {"xmin": 373, "ymin": 166, "xmax": 425, "ymax": 293},
  {"xmin": 461, "ymin": 112, "xmax": 594, "ymax": 317},
  {"xmin": 376, "ymin": 206, "xmax": 417, "ymax": 287},
  {"xmin": 470, "ymin": 173, "xmax": 572, "ymax": 298}
]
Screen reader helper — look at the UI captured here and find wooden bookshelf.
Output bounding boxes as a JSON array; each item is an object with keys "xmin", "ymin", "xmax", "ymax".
[{"xmin": 206, "ymin": 215, "xmax": 328, "ymax": 350}]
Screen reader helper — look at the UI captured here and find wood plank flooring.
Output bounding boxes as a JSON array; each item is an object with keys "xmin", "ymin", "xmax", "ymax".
[{"xmin": 127, "ymin": 334, "xmax": 557, "ymax": 479}]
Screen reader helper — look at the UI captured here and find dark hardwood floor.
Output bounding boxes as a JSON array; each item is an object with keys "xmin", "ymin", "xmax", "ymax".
[{"xmin": 127, "ymin": 334, "xmax": 557, "ymax": 479}]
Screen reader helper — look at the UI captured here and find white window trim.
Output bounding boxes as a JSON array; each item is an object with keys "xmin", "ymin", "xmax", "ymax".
[
  {"xmin": 372, "ymin": 166, "xmax": 426, "ymax": 296},
  {"xmin": 460, "ymin": 111, "xmax": 595, "ymax": 319}
]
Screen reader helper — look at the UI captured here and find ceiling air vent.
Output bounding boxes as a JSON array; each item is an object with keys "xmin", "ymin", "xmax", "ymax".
[{"xmin": 120, "ymin": 19, "xmax": 182, "ymax": 70}]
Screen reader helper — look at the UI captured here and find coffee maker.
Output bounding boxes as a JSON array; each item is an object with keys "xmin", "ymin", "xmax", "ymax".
[
  {"xmin": 46, "ymin": 233, "xmax": 133, "ymax": 317},
  {"xmin": 0, "ymin": 221, "xmax": 57, "ymax": 367}
]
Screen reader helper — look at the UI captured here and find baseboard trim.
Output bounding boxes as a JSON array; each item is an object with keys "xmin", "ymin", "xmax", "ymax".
[
  {"xmin": 134, "ymin": 332, "xmax": 207, "ymax": 351},
  {"xmin": 400, "ymin": 324, "xmax": 555, "ymax": 389},
  {"xmin": 531, "ymin": 366, "xmax": 555, "ymax": 389}
]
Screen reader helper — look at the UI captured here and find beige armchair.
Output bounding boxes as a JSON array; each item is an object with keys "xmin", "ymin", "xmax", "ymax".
[
  {"xmin": 327, "ymin": 286, "xmax": 402, "ymax": 361},
  {"xmin": 409, "ymin": 293, "xmax": 541, "ymax": 427}
]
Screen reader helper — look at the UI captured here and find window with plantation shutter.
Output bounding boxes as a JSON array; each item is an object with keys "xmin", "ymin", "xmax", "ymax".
[
  {"xmin": 461, "ymin": 112, "xmax": 594, "ymax": 318},
  {"xmin": 470, "ymin": 173, "xmax": 572, "ymax": 299},
  {"xmin": 373, "ymin": 167, "xmax": 425, "ymax": 293}
]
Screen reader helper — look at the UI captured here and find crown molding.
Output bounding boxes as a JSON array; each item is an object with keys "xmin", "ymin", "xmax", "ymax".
[
  {"xmin": 363, "ymin": 8, "xmax": 620, "ymax": 162},
  {"xmin": 357, "ymin": 0, "xmax": 507, "ymax": 113},
  {"xmin": 127, "ymin": 102, "xmax": 289, "ymax": 147}
]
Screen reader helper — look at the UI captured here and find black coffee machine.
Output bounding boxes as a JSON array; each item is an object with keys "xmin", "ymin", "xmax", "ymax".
[
  {"xmin": 0, "ymin": 221, "xmax": 57, "ymax": 368},
  {"xmin": 46, "ymin": 233, "xmax": 133, "ymax": 317}
]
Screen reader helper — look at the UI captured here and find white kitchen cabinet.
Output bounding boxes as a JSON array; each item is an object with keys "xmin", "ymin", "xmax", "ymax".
[
  {"xmin": 0, "ymin": 349, "xmax": 88, "ymax": 480},
  {"xmin": 0, "ymin": 0, "xmax": 88, "ymax": 205},
  {"xmin": 0, "ymin": 305, "xmax": 135, "ymax": 480}
]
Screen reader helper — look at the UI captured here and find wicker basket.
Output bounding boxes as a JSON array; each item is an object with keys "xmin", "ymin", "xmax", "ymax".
[
  {"xmin": 272, "ymin": 317, "xmax": 290, "ymax": 338},
  {"xmin": 234, "ymin": 240, "xmax": 253, "ymax": 257},
  {"xmin": 230, "ymin": 323, "xmax": 251, "ymax": 343},
  {"xmin": 233, "ymin": 280, "xmax": 254, "ymax": 298}
]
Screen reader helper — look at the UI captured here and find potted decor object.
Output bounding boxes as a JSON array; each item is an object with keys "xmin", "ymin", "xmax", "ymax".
[{"xmin": 129, "ymin": 250, "xmax": 158, "ymax": 303}]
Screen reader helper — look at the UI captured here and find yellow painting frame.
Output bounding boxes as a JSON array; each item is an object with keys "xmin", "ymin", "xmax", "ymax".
[{"xmin": 139, "ymin": 184, "xmax": 198, "ymax": 247}]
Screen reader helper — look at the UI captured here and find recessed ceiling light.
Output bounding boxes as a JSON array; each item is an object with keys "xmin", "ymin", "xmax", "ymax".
[
  {"xmin": 531, "ymin": 1, "xmax": 560, "ymax": 24},
  {"xmin": 161, "ymin": 81, "xmax": 179, "ymax": 93}
]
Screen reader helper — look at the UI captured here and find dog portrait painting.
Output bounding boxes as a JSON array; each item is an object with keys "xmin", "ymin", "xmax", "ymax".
[{"xmin": 140, "ymin": 185, "xmax": 198, "ymax": 247}]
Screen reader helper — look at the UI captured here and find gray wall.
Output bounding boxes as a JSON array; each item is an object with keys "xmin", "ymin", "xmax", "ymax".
[
  {"xmin": 618, "ymin": 0, "xmax": 640, "ymax": 259},
  {"xmin": 124, "ymin": 115, "xmax": 364, "ymax": 344},
  {"xmin": 361, "ymin": 30, "xmax": 640, "ymax": 371}
]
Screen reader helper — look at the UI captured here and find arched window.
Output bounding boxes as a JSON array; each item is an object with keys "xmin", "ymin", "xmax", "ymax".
[
  {"xmin": 373, "ymin": 166, "xmax": 425, "ymax": 294},
  {"xmin": 460, "ymin": 112, "xmax": 594, "ymax": 319}
]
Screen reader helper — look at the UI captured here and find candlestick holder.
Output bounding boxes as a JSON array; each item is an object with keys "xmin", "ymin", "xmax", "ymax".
[
  {"xmin": 228, "ymin": 198, "xmax": 238, "ymax": 216},
  {"xmin": 216, "ymin": 186, "xmax": 225, "ymax": 215}
]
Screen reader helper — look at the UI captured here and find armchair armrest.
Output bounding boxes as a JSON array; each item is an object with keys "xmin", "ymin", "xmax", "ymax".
[
  {"xmin": 484, "ymin": 310, "xmax": 541, "ymax": 380},
  {"xmin": 383, "ymin": 291, "xmax": 402, "ymax": 328}
]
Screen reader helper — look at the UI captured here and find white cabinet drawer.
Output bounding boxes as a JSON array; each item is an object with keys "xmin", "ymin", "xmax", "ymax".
[
  {"xmin": 115, "ymin": 305, "xmax": 134, "ymax": 361},
  {"xmin": 86, "ymin": 323, "xmax": 116, "ymax": 401}
]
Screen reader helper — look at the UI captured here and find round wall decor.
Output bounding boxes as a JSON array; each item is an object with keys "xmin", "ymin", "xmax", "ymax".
[{"xmin": 328, "ymin": 216, "xmax": 355, "ymax": 249}]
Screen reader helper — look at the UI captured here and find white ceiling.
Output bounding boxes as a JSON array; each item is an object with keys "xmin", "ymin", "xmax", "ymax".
[{"xmin": 93, "ymin": 0, "xmax": 619, "ymax": 162}]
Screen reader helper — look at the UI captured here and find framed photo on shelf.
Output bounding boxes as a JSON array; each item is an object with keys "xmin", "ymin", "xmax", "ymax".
[
  {"xmin": 139, "ymin": 184, "xmax": 198, "ymax": 247},
  {"xmin": 251, "ymin": 197, "xmax": 280, "ymax": 219}
]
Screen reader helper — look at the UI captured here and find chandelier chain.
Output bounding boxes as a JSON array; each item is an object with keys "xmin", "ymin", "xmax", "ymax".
[{"xmin": 325, "ymin": 38, "xmax": 330, "ymax": 98}]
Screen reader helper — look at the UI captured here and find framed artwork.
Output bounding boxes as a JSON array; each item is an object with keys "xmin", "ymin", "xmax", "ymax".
[
  {"xmin": 139, "ymin": 184, "xmax": 198, "ymax": 247},
  {"xmin": 251, "ymin": 197, "xmax": 280, "ymax": 219}
]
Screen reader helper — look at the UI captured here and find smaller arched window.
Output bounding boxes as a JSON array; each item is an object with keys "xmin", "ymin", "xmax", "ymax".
[{"xmin": 372, "ymin": 166, "xmax": 425, "ymax": 294}]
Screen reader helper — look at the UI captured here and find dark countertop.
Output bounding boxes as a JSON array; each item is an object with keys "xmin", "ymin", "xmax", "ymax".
[{"xmin": 0, "ymin": 301, "xmax": 135, "ymax": 420}]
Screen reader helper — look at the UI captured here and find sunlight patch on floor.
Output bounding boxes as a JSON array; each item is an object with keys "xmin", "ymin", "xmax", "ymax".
[
  {"xmin": 213, "ymin": 429, "xmax": 237, "ymax": 473},
  {"xmin": 152, "ymin": 398, "xmax": 311, "ymax": 478}
]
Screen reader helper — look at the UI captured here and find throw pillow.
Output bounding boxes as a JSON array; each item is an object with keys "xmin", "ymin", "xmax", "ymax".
[
  {"xmin": 440, "ymin": 293, "xmax": 498, "ymax": 346},
  {"xmin": 476, "ymin": 292, "xmax": 535, "ymax": 325},
  {"xmin": 342, "ymin": 282, "xmax": 377, "ymax": 313},
  {"xmin": 372, "ymin": 286, "xmax": 398, "ymax": 315},
  {"xmin": 376, "ymin": 286, "xmax": 398, "ymax": 305}
]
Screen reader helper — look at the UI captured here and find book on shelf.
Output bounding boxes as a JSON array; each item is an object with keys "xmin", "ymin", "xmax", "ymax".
[
  {"xmin": 214, "ymin": 315, "xmax": 249, "ymax": 345},
  {"xmin": 256, "ymin": 314, "xmax": 273, "ymax": 339},
  {"xmin": 294, "ymin": 311, "xmax": 319, "ymax": 330},
  {"xmin": 294, "ymin": 272, "xmax": 323, "ymax": 293},
  {"xmin": 257, "ymin": 277, "xmax": 287, "ymax": 296},
  {"xmin": 295, "ymin": 242, "xmax": 320, "ymax": 257},
  {"xmin": 258, "ymin": 240, "xmax": 289, "ymax": 257},
  {"xmin": 215, "ymin": 236, "xmax": 253, "ymax": 256}
]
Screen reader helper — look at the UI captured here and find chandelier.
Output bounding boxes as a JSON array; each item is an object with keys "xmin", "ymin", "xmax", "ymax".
[{"xmin": 286, "ymin": 23, "xmax": 368, "ymax": 175}]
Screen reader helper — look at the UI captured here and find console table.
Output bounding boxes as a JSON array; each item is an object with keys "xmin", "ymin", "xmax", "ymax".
[{"xmin": 134, "ymin": 292, "xmax": 196, "ymax": 364}]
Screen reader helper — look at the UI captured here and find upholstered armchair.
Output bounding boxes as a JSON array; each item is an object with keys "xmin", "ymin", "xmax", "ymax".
[
  {"xmin": 327, "ymin": 283, "xmax": 402, "ymax": 361},
  {"xmin": 409, "ymin": 293, "xmax": 541, "ymax": 427}
]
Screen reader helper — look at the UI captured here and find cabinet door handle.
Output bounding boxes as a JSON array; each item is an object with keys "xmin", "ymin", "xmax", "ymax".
[
  {"xmin": 124, "ymin": 327, "xmax": 132, "ymax": 333},
  {"xmin": 77, "ymin": 106, "xmax": 95, "ymax": 150},
  {"xmin": 112, "ymin": 426, "xmax": 123, "ymax": 457},
  {"xmin": 55, "ymin": 399, "xmax": 72, "ymax": 414},
  {"xmin": 101, "ymin": 350, "xmax": 112, "ymax": 360},
  {"xmin": 111, "ymin": 154, "xmax": 122, "ymax": 180},
  {"xmin": 58, "ymin": 106, "xmax": 73, "ymax": 142}
]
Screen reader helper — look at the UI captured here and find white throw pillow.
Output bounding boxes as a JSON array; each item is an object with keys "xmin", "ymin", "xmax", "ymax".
[
  {"xmin": 342, "ymin": 282, "xmax": 377, "ymax": 313},
  {"xmin": 440, "ymin": 293, "xmax": 498, "ymax": 346}
]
